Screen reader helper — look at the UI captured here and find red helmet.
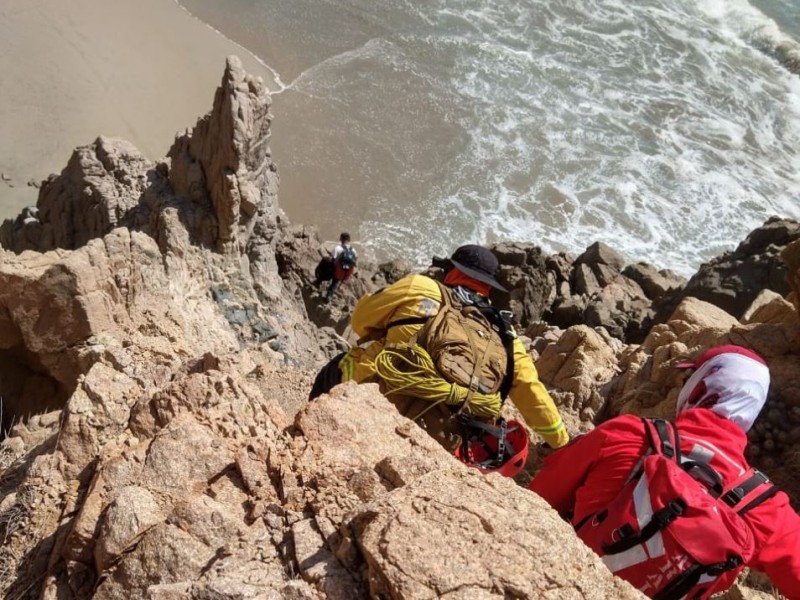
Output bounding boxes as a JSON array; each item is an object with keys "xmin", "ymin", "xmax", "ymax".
[{"xmin": 454, "ymin": 419, "xmax": 529, "ymax": 478}]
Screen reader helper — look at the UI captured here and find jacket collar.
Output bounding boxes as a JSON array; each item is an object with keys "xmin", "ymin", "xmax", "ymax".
[{"xmin": 675, "ymin": 408, "xmax": 749, "ymax": 455}]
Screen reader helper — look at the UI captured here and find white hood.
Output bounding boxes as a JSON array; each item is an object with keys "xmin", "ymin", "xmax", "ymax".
[{"xmin": 676, "ymin": 352, "xmax": 770, "ymax": 433}]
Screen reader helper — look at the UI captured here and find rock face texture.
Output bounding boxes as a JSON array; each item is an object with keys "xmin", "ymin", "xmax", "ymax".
[
  {"xmin": 489, "ymin": 241, "xmax": 686, "ymax": 344},
  {"xmin": 296, "ymin": 389, "xmax": 641, "ymax": 600},
  {"xmin": 1, "ymin": 373, "xmax": 645, "ymax": 600},
  {"xmin": 653, "ymin": 217, "xmax": 800, "ymax": 323},
  {"xmin": 1, "ymin": 57, "xmax": 799, "ymax": 600},
  {"xmin": 0, "ymin": 137, "xmax": 151, "ymax": 252},
  {"xmin": 0, "ymin": 57, "xmax": 344, "ymax": 433}
]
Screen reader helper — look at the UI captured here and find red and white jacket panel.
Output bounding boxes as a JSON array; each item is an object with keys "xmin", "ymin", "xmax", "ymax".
[{"xmin": 530, "ymin": 409, "xmax": 800, "ymax": 599}]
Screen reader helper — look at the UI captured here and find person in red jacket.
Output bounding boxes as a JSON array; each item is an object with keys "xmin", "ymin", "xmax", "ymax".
[{"xmin": 530, "ymin": 345, "xmax": 800, "ymax": 600}]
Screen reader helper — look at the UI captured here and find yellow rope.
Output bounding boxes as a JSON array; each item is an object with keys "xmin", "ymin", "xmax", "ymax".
[{"xmin": 374, "ymin": 346, "xmax": 502, "ymax": 418}]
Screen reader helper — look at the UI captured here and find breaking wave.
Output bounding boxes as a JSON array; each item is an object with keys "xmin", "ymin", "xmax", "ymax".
[{"xmin": 698, "ymin": 0, "xmax": 800, "ymax": 76}]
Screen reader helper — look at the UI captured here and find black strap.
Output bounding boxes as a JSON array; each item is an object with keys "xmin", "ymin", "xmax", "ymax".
[
  {"xmin": 647, "ymin": 418, "xmax": 679, "ymax": 460},
  {"xmin": 681, "ymin": 460, "xmax": 724, "ymax": 498},
  {"xmin": 357, "ymin": 315, "xmax": 430, "ymax": 344},
  {"xmin": 385, "ymin": 316, "xmax": 430, "ymax": 330},
  {"xmin": 602, "ymin": 499, "xmax": 686, "ymax": 554},
  {"xmin": 496, "ymin": 311, "xmax": 515, "ymax": 400},
  {"xmin": 652, "ymin": 556, "xmax": 743, "ymax": 600},
  {"xmin": 721, "ymin": 470, "xmax": 770, "ymax": 508},
  {"xmin": 737, "ymin": 484, "xmax": 779, "ymax": 516}
]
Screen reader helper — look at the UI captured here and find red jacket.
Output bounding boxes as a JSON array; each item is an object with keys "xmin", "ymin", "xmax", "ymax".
[{"xmin": 530, "ymin": 409, "xmax": 800, "ymax": 599}]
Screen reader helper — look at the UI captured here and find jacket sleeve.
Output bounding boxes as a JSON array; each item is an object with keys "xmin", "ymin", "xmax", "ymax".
[
  {"xmin": 748, "ymin": 494, "xmax": 800, "ymax": 600},
  {"xmin": 350, "ymin": 275, "xmax": 440, "ymax": 339},
  {"xmin": 508, "ymin": 338, "xmax": 569, "ymax": 448},
  {"xmin": 529, "ymin": 428, "xmax": 606, "ymax": 518}
]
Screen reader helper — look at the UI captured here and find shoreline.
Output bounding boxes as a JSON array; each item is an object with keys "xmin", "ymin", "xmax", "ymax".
[
  {"xmin": 170, "ymin": 0, "xmax": 290, "ymax": 93},
  {"xmin": 0, "ymin": 0, "xmax": 274, "ymax": 221}
]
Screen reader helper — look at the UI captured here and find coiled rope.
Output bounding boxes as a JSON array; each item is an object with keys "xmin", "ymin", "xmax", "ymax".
[{"xmin": 374, "ymin": 345, "xmax": 502, "ymax": 419}]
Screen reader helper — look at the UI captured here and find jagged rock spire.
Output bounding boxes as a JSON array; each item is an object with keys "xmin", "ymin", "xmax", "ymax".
[{"xmin": 168, "ymin": 55, "xmax": 281, "ymax": 254}]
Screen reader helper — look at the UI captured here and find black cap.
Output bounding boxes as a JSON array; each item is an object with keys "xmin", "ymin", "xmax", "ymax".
[{"xmin": 449, "ymin": 245, "xmax": 507, "ymax": 292}]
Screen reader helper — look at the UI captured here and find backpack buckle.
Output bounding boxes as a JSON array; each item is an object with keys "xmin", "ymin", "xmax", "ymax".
[
  {"xmin": 661, "ymin": 440, "xmax": 675, "ymax": 457},
  {"xmin": 722, "ymin": 487, "xmax": 745, "ymax": 506},
  {"xmin": 706, "ymin": 555, "xmax": 743, "ymax": 576}
]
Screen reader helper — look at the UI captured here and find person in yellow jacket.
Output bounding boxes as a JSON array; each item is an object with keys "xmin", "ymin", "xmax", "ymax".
[{"xmin": 309, "ymin": 245, "xmax": 569, "ymax": 461}]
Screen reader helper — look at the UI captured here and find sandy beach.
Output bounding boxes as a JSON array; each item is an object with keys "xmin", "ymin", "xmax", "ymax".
[{"xmin": 0, "ymin": 0, "xmax": 273, "ymax": 221}]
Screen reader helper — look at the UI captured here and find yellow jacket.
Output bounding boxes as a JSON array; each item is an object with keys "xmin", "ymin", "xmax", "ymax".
[{"xmin": 340, "ymin": 274, "xmax": 569, "ymax": 448}]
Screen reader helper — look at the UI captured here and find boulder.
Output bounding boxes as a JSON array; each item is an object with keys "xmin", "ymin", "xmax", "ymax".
[
  {"xmin": 535, "ymin": 325, "xmax": 619, "ymax": 424},
  {"xmin": 583, "ymin": 276, "xmax": 653, "ymax": 342},
  {"xmin": 349, "ymin": 469, "xmax": 641, "ymax": 599},
  {"xmin": 535, "ymin": 243, "xmax": 669, "ymax": 344},
  {"xmin": 576, "ymin": 241, "xmax": 627, "ymax": 273},
  {"xmin": 371, "ymin": 259, "xmax": 412, "ymax": 288},
  {"xmin": 0, "ymin": 137, "xmax": 152, "ymax": 253},
  {"xmin": 491, "ymin": 242, "xmax": 555, "ymax": 327},
  {"xmin": 0, "ymin": 228, "xmax": 244, "ymax": 433},
  {"xmin": 654, "ymin": 217, "xmax": 800, "ymax": 322},
  {"xmin": 741, "ymin": 290, "xmax": 795, "ymax": 325},
  {"xmin": 622, "ymin": 262, "xmax": 685, "ymax": 301},
  {"xmin": 288, "ymin": 384, "xmax": 645, "ymax": 599}
]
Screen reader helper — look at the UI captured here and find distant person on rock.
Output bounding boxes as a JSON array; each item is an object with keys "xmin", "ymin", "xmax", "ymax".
[
  {"xmin": 321, "ymin": 232, "xmax": 358, "ymax": 302},
  {"xmin": 530, "ymin": 345, "xmax": 800, "ymax": 600},
  {"xmin": 309, "ymin": 244, "xmax": 569, "ymax": 477}
]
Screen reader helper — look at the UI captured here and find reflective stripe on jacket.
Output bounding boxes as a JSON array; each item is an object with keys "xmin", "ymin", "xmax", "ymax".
[
  {"xmin": 340, "ymin": 274, "xmax": 569, "ymax": 448},
  {"xmin": 530, "ymin": 409, "xmax": 800, "ymax": 599}
]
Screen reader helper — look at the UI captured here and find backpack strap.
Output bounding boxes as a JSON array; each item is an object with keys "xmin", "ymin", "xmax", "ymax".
[
  {"xmin": 720, "ymin": 468, "xmax": 779, "ymax": 515},
  {"xmin": 601, "ymin": 499, "xmax": 687, "ymax": 554},
  {"xmin": 643, "ymin": 418, "xmax": 681, "ymax": 462},
  {"xmin": 435, "ymin": 279, "xmax": 458, "ymax": 310},
  {"xmin": 470, "ymin": 295, "xmax": 515, "ymax": 400},
  {"xmin": 652, "ymin": 556, "xmax": 744, "ymax": 600}
]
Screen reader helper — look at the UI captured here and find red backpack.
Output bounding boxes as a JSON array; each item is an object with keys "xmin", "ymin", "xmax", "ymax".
[{"xmin": 576, "ymin": 418, "xmax": 778, "ymax": 600}]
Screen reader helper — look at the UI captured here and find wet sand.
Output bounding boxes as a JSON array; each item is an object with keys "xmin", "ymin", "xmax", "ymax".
[{"xmin": 0, "ymin": 0, "xmax": 272, "ymax": 220}]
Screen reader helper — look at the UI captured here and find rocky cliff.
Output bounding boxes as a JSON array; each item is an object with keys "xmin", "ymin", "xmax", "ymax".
[{"xmin": 0, "ymin": 57, "xmax": 797, "ymax": 600}]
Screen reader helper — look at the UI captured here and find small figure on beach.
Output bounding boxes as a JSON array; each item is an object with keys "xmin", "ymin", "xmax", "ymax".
[{"xmin": 313, "ymin": 232, "xmax": 357, "ymax": 302}]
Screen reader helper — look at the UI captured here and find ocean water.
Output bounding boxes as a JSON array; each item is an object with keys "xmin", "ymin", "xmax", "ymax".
[{"xmin": 178, "ymin": 0, "xmax": 800, "ymax": 275}]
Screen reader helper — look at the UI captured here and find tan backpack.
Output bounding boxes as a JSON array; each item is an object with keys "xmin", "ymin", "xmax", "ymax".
[{"xmin": 419, "ymin": 280, "xmax": 513, "ymax": 398}]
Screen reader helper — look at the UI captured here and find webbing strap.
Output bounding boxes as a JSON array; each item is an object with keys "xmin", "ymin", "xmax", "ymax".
[
  {"xmin": 652, "ymin": 556, "xmax": 743, "ymax": 600},
  {"xmin": 473, "ymin": 300, "xmax": 515, "ymax": 400},
  {"xmin": 737, "ymin": 484, "xmax": 779, "ymax": 516},
  {"xmin": 356, "ymin": 316, "xmax": 431, "ymax": 345},
  {"xmin": 435, "ymin": 281, "xmax": 481, "ymax": 414},
  {"xmin": 601, "ymin": 499, "xmax": 686, "ymax": 555},
  {"xmin": 721, "ymin": 470, "xmax": 770, "ymax": 508},
  {"xmin": 646, "ymin": 418, "xmax": 679, "ymax": 460},
  {"xmin": 681, "ymin": 460, "xmax": 724, "ymax": 498}
]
